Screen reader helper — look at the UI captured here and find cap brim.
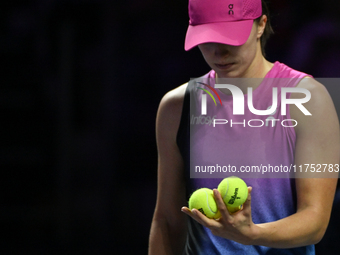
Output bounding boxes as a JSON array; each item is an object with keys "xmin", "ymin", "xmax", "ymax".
[{"xmin": 184, "ymin": 20, "xmax": 254, "ymax": 51}]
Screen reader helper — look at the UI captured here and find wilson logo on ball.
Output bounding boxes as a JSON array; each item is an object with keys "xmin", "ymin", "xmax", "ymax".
[{"xmin": 228, "ymin": 188, "xmax": 241, "ymax": 205}]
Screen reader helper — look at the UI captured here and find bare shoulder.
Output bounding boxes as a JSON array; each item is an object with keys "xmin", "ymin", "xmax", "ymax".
[
  {"xmin": 293, "ymin": 77, "xmax": 332, "ymax": 103},
  {"xmin": 156, "ymin": 83, "xmax": 188, "ymax": 143},
  {"xmin": 158, "ymin": 83, "xmax": 188, "ymax": 116},
  {"xmin": 290, "ymin": 77, "xmax": 338, "ymax": 124},
  {"xmin": 290, "ymin": 76, "xmax": 339, "ymax": 150}
]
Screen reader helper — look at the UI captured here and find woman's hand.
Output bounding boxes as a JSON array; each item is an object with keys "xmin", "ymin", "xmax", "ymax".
[{"xmin": 181, "ymin": 187, "xmax": 257, "ymax": 245}]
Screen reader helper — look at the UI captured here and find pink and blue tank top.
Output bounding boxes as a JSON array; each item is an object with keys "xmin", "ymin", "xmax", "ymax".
[{"xmin": 177, "ymin": 61, "xmax": 315, "ymax": 254}]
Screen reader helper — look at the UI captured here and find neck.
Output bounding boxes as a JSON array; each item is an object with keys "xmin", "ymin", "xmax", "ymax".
[
  {"xmin": 240, "ymin": 40, "xmax": 274, "ymax": 79},
  {"xmin": 245, "ymin": 55, "xmax": 273, "ymax": 79}
]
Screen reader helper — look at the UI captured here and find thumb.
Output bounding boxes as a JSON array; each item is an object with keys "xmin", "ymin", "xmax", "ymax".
[{"xmin": 242, "ymin": 186, "xmax": 252, "ymax": 213}]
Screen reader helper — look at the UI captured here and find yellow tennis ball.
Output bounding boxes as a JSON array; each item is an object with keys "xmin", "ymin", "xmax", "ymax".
[
  {"xmin": 188, "ymin": 188, "xmax": 221, "ymax": 219},
  {"xmin": 217, "ymin": 176, "xmax": 248, "ymax": 213}
]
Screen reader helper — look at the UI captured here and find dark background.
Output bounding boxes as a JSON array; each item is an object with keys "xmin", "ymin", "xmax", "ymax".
[{"xmin": 1, "ymin": 0, "xmax": 340, "ymax": 254}]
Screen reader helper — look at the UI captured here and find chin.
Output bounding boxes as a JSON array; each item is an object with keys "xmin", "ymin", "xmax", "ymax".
[{"xmin": 217, "ymin": 70, "xmax": 241, "ymax": 79}]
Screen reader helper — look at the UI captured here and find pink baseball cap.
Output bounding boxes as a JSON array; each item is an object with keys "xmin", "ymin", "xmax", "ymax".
[{"xmin": 185, "ymin": 0, "xmax": 262, "ymax": 51}]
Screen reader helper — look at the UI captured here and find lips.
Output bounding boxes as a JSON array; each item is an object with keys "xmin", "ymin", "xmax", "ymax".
[{"xmin": 215, "ymin": 63, "xmax": 234, "ymax": 70}]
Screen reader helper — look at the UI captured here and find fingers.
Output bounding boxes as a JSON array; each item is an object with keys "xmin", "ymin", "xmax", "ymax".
[
  {"xmin": 213, "ymin": 189, "xmax": 232, "ymax": 218},
  {"xmin": 245, "ymin": 186, "xmax": 252, "ymax": 204},
  {"xmin": 181, "ymin": 206, "xmax": 191, "ymax": 215},
  {"xmin": 181, "ymin": 206, "xmax": 206, "ymax": 224},
  {"xmin": 181, "ymin": 187, "xmax": 253, "ymax": 227},
  {"xmin": 242, "ymin": 186, "xmax": 252, "ymax": 215},
  {"xmin": 214, "ymin": 186, "xmax": 252, "ymax": 217},
  {"xmin": 181, "ymin": 206, "xmax": 219, "ymax": 228}
]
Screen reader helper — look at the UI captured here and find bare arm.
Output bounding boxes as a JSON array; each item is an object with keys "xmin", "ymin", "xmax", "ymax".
[
  {"xmin": 148, "ymin": 84, "xmax": 188, "ymax": 255},
  {"xmin": 252, "ymin": 78, "xmax": 339, "ymax": 247},
  {"xmin": 182, "ymin": 78, "xmax": 339, "ymax": 248}
]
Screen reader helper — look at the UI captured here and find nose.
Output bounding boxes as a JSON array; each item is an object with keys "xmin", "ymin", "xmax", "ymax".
[{"xmin": 213, "ymin": 43, "xmax": 230, "ymax": 57}]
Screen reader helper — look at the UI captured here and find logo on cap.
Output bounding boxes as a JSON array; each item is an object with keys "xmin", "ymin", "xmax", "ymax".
[{"xmin": 228, "ymin": 4, "xmax": 234, "ymax": 15}]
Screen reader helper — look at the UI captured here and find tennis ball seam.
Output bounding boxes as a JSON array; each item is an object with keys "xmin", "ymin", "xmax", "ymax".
[{"xmin": 204, "ymin": 189, "xmax": 218, "ymax": 214}]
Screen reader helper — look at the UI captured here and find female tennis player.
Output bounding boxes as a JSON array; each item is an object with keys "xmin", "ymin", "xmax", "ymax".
[{"xmin": 149, "ymin": 0, "xmax": 339, "ymax": 254}]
